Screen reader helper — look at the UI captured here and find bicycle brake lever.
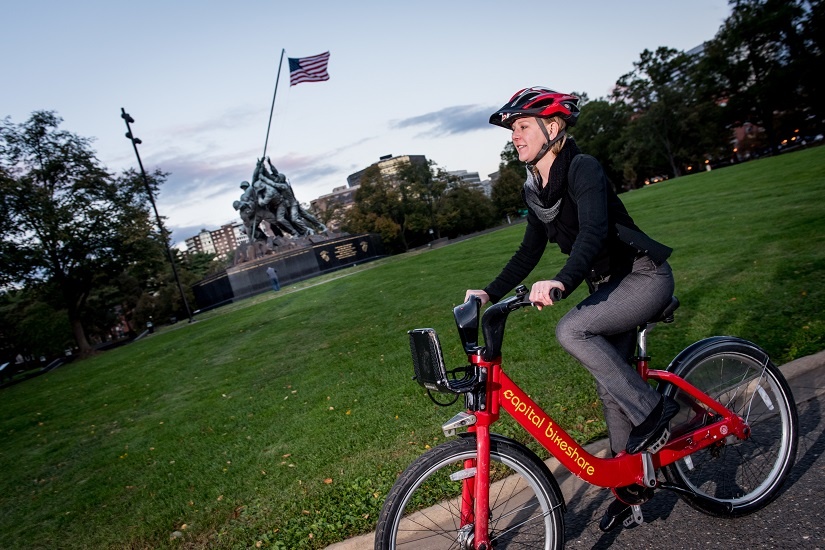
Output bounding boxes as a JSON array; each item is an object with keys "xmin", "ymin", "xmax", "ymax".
[{"xmin": 508, "ymin": 285, "xmax": 532, "ymax": 310}]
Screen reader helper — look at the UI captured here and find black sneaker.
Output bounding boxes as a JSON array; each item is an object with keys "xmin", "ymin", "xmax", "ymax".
[{"xmin": 625, "ymin": 395, "xmax": 680, "ymax": 454}]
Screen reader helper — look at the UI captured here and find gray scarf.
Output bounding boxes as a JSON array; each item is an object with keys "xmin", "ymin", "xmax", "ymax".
[{"xmin": 522, "ymin": 138, "xmax": 581, "ymax": 223}]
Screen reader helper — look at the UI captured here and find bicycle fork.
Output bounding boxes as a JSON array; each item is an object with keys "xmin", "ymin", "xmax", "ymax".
[{"xmin": 446, "ymin": 416, "xmax": 493, "ymax": 550}]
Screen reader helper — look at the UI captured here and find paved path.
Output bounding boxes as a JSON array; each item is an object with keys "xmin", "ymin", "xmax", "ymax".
[{"xmin": 327, "ymin": 350, "xmax": 825, "ymax": 550}]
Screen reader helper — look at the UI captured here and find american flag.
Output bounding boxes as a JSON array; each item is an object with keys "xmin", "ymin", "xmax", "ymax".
[{"xmin": 288, "ymin": 52, "xmax": 331, "ymax": 86}]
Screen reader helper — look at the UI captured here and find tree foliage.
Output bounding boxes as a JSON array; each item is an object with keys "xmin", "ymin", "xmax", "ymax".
[
  {"xmin": 610, "ymin": 47, "xmax": 725, "ymax": 185},
  {"xmin": 0, "ymin": 286, "xmax": 73, "ymax": 362},
  {"xmin": 342, "ymin": 165, "xmax": 404, "ymax": 252},
  {"xmin": 702, "ymin": 0, "xmax": 812, "ymax": 155},
  {"xmin": 490, "ymin": 142, "xmax": 526, "ymax": 219},
  {"xmin": 0, "ymin": 111, "xmax": 160, "ymax": 357},
  {"xmin": 569, "ymin": 1, "xmax": 823, "ymax": 189},
  {"xmin": 344, "ymin": 160, "xmax": 500, "ymax": 252}
]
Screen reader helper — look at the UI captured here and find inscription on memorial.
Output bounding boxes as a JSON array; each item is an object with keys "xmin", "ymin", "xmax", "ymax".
[{"xmin": 334, "ymin": 242, "xmax": 357, "ymax": 260}]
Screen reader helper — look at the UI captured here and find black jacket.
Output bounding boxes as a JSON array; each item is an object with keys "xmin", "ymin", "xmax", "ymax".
[{"xmin": 484, "ymin": 154, "xmax": 670, "ymax": 302}]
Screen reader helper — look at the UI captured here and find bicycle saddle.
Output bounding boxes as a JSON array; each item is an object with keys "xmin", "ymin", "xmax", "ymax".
[{"xmin": 647, "ymin": 296, "xmax": 680, "ymax": 325}]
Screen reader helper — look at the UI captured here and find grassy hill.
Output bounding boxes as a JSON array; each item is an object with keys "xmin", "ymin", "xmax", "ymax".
[{"xmin": 1, "ymin": 146, "xmax": 823, "ymax": 549}]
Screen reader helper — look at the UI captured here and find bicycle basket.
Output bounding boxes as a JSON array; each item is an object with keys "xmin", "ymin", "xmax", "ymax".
[{"xmin": 408, "ymin": 328, "xmax": 453, "ymax": 393}]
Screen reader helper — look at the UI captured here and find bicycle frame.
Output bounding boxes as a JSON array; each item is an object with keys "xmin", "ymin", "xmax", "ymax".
[
  {"xmin": 409, "ymin": 287, "xmax": 755, "ymax": 549},
  {"xmin": 459, "ymin": 340, "xmax": 751, "ymax": 548}
]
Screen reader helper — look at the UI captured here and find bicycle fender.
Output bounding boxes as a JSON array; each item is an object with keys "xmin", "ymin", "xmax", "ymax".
[
  {"xmin": 458, "ymin": 431, "xmax": 567, "ymax": 513},
  {"xmin": 665, "ymin": 336, "xmax": 771, "ymax": 378}
]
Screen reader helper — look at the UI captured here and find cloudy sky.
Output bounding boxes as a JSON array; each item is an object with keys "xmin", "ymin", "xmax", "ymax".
[{"xmin": 3, "ymin": 0, "xmax": 730, "ymax": 244}]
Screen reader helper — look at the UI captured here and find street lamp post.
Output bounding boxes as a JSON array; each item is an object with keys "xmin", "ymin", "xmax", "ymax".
[{"xmin": 120, "ymin": 108, "xmax": 194, "ymax": 324}]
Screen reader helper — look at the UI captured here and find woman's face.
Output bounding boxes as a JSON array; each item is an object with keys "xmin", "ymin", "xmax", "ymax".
[{"xmin": 511, "ymin": 118, "xmax": 554, "ymax": 163}]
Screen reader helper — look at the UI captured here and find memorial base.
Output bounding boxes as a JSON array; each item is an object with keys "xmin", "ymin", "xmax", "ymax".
[{"xmin": 192, "ymin": 233, "xmax": 384, "ymax": 311}]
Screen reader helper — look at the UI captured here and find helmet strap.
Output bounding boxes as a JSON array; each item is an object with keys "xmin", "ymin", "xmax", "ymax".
[{"xmin": 527, "ymin": 117, "xmax": 566, "ymax": 166}]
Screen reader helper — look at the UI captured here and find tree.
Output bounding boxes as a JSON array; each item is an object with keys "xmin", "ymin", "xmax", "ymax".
[
  {"xmin": 571, "ymin": 99, "xmax": 631, "ymax": 191},
  {"xmin": 342, "ymin": 165, "xmax": 404, "ymax": 252},
  {"xmin": 703, "ymin": 0, "xmax": 809, "ymax": 154},
  {"xmin": 131, "ymin": 247, "xmax": 204, "ymax": 328},
  {"xmin": 611, "ymin": 47, "xmax": 722, "ymax": 185},
  {"xmin": 312, "ymin": 199, "xmax": 346, "ymax": 230},
  {"xmin": 397, "ymin": 161, "xmax": 448, "ymax": 243},
  {"xmin": 0, "ymin": 287, "xmax": 73, "ymax": 362},
  {"xmin": 799, "ymin": 0, "xmax": 825, "ymax": 130},
  {"xmin": 343, "ymin": 160, "xmax": 499, "ymax": 253},
  {"xmin": 0, "ymin": 111, "xmax": 158, "ymax": 357},
  {"xmin": 436, "ymin": 183, "xmax": 497, "ymax": 237},
  {"xmin": 491, "ymin": 142, "xmax": 526, "ymax": 219}
]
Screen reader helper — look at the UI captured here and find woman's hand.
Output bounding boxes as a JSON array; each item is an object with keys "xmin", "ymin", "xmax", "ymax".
[
  {"xmin": 464, "ymin": 289, "xmax": 490, "ymax": 306},
  {"xmin": 529, "ymin": 280, "xmax": 565, "ymax": 310}
]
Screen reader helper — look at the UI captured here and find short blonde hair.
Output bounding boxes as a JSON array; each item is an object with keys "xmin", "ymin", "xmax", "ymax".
[{"xmin": 542, "ymin": 116, "xmax": 568, "ymax": 155}]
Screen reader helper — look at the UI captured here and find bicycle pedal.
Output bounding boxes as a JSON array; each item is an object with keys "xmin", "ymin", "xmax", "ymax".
[
  {"xmin": 623, "ymin": 505, "xmax": 644, "ymax": 528},
  {"xmin": 646, "ymin": 428, "xmax": 671, "ymax": 454}
]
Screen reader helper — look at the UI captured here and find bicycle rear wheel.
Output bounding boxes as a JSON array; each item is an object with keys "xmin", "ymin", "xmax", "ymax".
[
  {"xmin": 662, "ymin": 338, "xmax": 798, "ymax": 516},
  {"xmin": 374, "ymin": 434, "xmax": 564, "ymax": 549}
]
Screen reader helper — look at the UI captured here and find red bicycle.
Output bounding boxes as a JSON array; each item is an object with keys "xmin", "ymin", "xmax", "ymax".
[{"xmin": 375, "ymin": 285, "xmax": 798, "ymax": 549}]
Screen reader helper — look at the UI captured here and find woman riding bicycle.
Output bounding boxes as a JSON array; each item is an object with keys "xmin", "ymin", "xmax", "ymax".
[{"xmin": 465, "ymin": 87, "xmax": 680, "ymax": 531}]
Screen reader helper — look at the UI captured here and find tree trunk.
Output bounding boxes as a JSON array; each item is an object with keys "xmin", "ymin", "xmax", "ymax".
[
  {"xmin": 65, "ymin": 295, "xmax": 94, "ymax": 358},
  {"xmin": 70, "ymin": 316, "xmax": 94, "ymax": 358}
]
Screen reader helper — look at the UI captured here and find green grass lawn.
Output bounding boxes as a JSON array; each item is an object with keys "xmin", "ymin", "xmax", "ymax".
[{"xmin": 1, "ymin": 146, "xmax": 823, "ymax": 549}]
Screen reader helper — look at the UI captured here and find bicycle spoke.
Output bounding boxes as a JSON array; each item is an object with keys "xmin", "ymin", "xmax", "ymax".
[
  {"xmin": 376, "ymin": 437, "xmax": 564, "ymax": 549},
  {"xmin": 663, "ymin": 343, "xmax": 797, "ymax": 516}
]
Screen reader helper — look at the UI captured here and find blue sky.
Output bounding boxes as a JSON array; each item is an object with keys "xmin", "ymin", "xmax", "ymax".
[{"xmin": 2, "ymin": 0, "xmax": 731, "ymax": 244}]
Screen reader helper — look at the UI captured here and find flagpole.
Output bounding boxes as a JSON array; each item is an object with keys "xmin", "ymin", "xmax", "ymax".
[{"xmin": 262, "ymin": 48, "xmax": 286, "ymax": 159}]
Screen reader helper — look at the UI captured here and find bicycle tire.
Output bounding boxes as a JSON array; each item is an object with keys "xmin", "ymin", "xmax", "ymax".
[
  {"xmin": 375, "ymin": 434, "xmax": 565, "ymax": 549},
  {"xmin": 661, "ymin": 338, "xmax": 798, "ymax": 517}
]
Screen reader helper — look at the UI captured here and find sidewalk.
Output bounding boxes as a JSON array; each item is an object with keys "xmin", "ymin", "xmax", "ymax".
[{"xmin": 325, "ymin": 349, "xmax": 825, "ymax": 550}]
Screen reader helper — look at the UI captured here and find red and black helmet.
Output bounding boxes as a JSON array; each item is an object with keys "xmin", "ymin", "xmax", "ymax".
[{"xmin": 489, "ymin": 87, "xmax": 580, "ymax": 129}]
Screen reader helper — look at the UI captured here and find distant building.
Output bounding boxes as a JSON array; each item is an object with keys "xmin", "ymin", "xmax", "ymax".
[
  {"xmin": 482, "ymin": 170, "xmax": 500, "ymax": 197},
  {"xmin": 346, "ymin": 154, "xmax": 428, "ymax": 187},
  {"xmin": 184, "ymin": 222, "xmax": 247, "ymax": 259},
  {"xmin": 310, "ymin": 184, "xmax": 360, "ymax": 232},
  {"xmin": 447, "ymin": 170, "xmax": 481, "ymax": 186}
]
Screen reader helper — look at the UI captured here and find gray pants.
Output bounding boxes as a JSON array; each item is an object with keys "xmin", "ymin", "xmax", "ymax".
[{"xmin": 556, "ymin": 256, "xmax": 675, "ymax": 455}]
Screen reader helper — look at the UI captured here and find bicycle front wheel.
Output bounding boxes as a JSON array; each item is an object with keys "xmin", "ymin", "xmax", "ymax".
[
  {"xmin": 374, "ymin": 434, "xmax": 564, "ymax": 549},
  {"xmin": 662, "ymin": 339, "xmax": 798, "ymax": 516}
]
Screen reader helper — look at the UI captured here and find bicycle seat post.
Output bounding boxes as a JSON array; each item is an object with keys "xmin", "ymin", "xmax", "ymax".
[
  {"xmin": 635, "ymin": 296, "xmax": 679, "ymax": 380},
  {"xmin": 636, "ymin": 324, "xmax": 651, "ymax": 379}
]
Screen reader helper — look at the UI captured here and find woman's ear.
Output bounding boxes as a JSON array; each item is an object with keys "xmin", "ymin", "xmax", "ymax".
[{"xmin": 544, "ymin": 119, "xmax": 557, "ymax": 139}]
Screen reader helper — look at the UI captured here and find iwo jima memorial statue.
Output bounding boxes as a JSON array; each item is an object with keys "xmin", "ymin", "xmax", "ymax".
[
  {"xmin": 191, "ymin": 49, "xmax": 382, "ymax": 309},
  {"xmin": 191, "ymin": 157, "xmax": 383, "ymax": 310}
]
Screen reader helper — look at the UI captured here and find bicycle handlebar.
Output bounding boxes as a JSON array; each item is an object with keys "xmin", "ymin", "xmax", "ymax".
[
  {"xmin": 507, "ymin": 285, "xmax": 562, "ymax": 310},
  {"xmin": 460, "ymin": 285, "xmax": 562, "ymax": 361}
]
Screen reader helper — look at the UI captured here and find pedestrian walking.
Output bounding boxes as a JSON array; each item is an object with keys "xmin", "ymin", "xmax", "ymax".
[{"xmin": 266, "ymin": 266, "xmax": 281, "ymax": 291}]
